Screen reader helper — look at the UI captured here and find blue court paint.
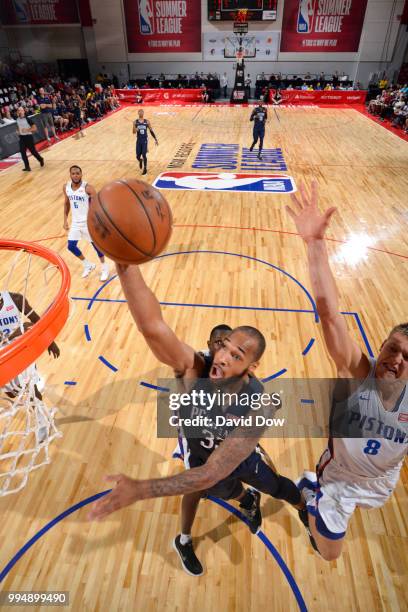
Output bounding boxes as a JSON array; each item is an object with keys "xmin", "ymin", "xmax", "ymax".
[
  {"xmin": 84, "ymin": 324, "xmax": 91, "ymax": 342},
  {"xmin": 261, "ymin": 368, "xmax": 287, "ymax": 383},
  {"xmin": 300, "ymin": 399, "xmax": 315, "ymax": 404},
  {"xmin": 140, "ymin": 381, "xmax": 170, "ymax": 392},
  {"xmin": 0, "ymin": 490, "xmax": 307, "ymax": 611},
  {"xmin": 98, "ymin": 355, "xmax": 118, "ymax": 372},
  {"xmin": 64, "ymin": 381, "xmax": 77, "ymax": 386},
  {"xmin": 72, "ymin": 296, "xmax": 315, "ymax": 315},
  {"xmin": 0, "ymin": 490, "xmax": 112, "ymax": 583},
  {"xmin": 207, "ymin": 496, "xmax": 308, "ymax": 612},
  {"xmin": 302, "ymin": 338, "xmax": 315, "ymax": 356},
  {"xmin": 352, "ymin": 313, "xmax": 374, "ymax": 357}
]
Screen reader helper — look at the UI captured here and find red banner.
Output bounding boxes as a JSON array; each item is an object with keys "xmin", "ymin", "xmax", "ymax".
[
  {"xmin": 280, "ymin": 0, "xmax": 368, "ymax": 52},
  {"xmin": 269, "ymin": 90, "xmax": 367, "ymax": 104},
  {"xmin": 115, "ymin": 89, "xmax": 203, "ymax": 103},
  {"xmin": 0, "ymin": 0, "xmax": 79, "ymax": 24},
  {"xmin": 123, "ymin": 0, "xmax": 201, "ymax": 53}
]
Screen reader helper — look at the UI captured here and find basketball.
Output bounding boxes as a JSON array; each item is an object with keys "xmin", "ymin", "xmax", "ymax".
[{"xmin": 87, "ymin": 179, "xmax": 173, "ymax": 264}]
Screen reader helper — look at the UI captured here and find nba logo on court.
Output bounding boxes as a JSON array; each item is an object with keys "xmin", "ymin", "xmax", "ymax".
[
  {"xmin": 138, "ymin": 0, "xmax": 154, "ymax": 35},
  {"xmin": 153, "ymin": 172, "xmax": 297, "ymax": 194},
  {"xmin": 297, "ymin": 0, "xmax": 315, "ymax": 33}
]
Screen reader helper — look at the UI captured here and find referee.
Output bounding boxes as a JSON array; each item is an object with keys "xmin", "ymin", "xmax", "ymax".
[{"xmin": 16, "ymin": 106, "xmax": 44, "ymax": 172}]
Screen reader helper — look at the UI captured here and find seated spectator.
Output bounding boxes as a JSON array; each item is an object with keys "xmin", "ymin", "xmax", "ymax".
[
  {"xmin": 271, "ymin": 89, "xmax": 282, "ymax": 105},
  {"xmin": 315, "ymin": 82, "xmax": 322, "ymax": 91},
  {"xmin": 135, "ymin": 91, "xmax": 143, "ymax": 104},
  {"xmin": 201, "ymin": 87, "xmax": 210, "ymax": 103},
  {"xmin": 379, "ymin": 77, "xmax": 388, "ymax": 90}
]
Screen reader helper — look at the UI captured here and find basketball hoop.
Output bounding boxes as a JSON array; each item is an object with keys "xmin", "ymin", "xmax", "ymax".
[
  {"xmin": 0, "ymin": 240, "xmax": 70, "ymax": 387},
  {"xmin": 0, "ymin": 240, "xmax": 70, "ymax": 496}
]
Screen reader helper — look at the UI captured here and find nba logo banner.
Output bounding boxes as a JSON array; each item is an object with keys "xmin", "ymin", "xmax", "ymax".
[
  {"xmin": 281, "ymin": 0, "xmax": 368, "ymax": 52},
  {"xmin": 153, "ymin": 172, "xmax": 297, "ymax": 194},
  {"xmin": 123, "ymin": 0, "xmax": 201, "ymax": 53}
]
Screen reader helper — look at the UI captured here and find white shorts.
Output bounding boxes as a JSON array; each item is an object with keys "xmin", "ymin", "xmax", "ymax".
[
  {"xmin": 314, "ymin": 449, "xmax": 399, "ymax": 540},
  {"xmin": 68, "ymin": 223, "xmax": 92, "ymax": 242}
]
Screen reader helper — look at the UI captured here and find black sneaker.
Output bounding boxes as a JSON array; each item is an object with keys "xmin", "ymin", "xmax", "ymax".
[
  {"xmin": 239, "ymin": 489, "xmax": 262, "ymax": 534},
  {"xmin": 249, "ymin": 144, "xmax": 254, "ymax": 152},
  {"xmin": 142, "ymin": 168, "xmax": 147, "ymax": 175},
  {"xmin": 298, "ymin": 509, "xmax": 320, "ymax": 554},
  {"xmin": 40, "ymin": 159, "xmax": 44, "ymax": 167},
  {"xmin": 139, "ymin": 158, "xmax": 143, "ymax": 169},
  {"xmin": 173, "ymin": 535, "xmax": 204, "ymax": 576},
  {"xmin": 257, "ymin": 153, "xmax": 263, "ymax": 160},
  {"xmin": 22, "ymin": 167, "xmax": 31, "ymax": 172}
]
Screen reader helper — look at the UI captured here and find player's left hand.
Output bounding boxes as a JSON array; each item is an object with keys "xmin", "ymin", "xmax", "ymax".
[
  {"xmin": 88, "ymin": 474, "xmax": 143, "ymax": 521},
  {"xmin": 48, "ymin": 342, "xmax": 60, "ymax": 358},
  {"xmin": 155, "ymin": 140, "xmax": 159, "ymax": 146}
]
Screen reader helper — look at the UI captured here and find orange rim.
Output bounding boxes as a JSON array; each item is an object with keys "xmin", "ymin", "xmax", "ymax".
[{"xmin": 0, "ymin": 240, "xmax": 70, "ymax": 386}]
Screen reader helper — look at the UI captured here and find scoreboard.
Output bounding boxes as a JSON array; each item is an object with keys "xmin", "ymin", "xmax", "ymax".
[{"xmin": 208, "ymin": 1, "xmax": 277, "ymax": 21}]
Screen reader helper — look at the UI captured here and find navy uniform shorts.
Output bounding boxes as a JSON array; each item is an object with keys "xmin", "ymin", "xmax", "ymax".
[
  {"xmin": 188, "ymin": 449, "xmax": 279, "ymax": 500},
  {"xmin": 136, "ymin": 139, "xmax": 148, "ymax": 157}
]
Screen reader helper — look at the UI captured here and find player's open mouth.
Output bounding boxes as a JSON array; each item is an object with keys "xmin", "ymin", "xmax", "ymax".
[
  {"xmin": 383, "ymin": 364, "xmax": 398, "ymax": 377},
  {"xmin": 210, "ymin": 364, "xmax": 223, "ymax": 379}
]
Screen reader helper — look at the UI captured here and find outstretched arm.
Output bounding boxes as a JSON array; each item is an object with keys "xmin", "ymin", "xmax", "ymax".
[
  {"xmin": 116, "ymin": 264, "xmax": 195, "ymax": 374},
  {"xmin": 88, "ymin": 433, "xmax": 259, "ymax": 521},
  {"xmin": 286, "ymin": 181, "xmax": 369, "ymax": 378}
]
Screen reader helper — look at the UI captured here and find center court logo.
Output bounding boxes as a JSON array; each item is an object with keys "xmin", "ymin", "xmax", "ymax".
[
  {"xmin": 153, "ymin": 172, "xmax": 297, "ymax": 194},
  {"xmin": 139, "ymin": 0, "xmax": 154, "ymax": 34}
]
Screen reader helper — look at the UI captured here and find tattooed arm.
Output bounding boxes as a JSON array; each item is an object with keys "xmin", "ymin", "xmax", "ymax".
[{"xmin": 88, "ymin": 432, "xmax": 260, "ymax": 521}]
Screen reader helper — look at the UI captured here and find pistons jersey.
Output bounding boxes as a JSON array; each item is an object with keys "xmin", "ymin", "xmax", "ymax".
[
  {"xmin": 328, "ymin": 358, "xmax": 408, "ymax": 480},
  {"xmin": 0, "ymin": 291, "xmax": 21, "ymax": 336},
  {"xmin": 66, "ymin": 181, "xmax": 89, "ymax": 225}
]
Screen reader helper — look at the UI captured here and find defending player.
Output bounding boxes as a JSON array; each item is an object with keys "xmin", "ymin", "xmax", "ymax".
[
  {"xmin": 63, "ymin": 165, "xmax": 109, "ymax": 281},
  {"xmin": 286, "ymin": 180, "xmax": 408, "ymax": 561},
  {"xmin": 249, "ymin": 100, "xmax": 268, "ymax": 160},
  {"xmin": 133, "ymin": 109, "xmax": 158, "ymax": 175},
  {"xmin": 88, "ymin": 264, "xmax": 304, "ymax": 576}
]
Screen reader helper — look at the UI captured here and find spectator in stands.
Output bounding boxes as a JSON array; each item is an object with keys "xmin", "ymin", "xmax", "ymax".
[
  {"xmin": 201, "ymin": 87, "xmax": 210, "ymax": 104},
  {"xmin": 135, "ymin": 91, "xmax": 143, "ymax": 104},
  {"xmin": 36, "ymin": 86, "xmax": 59, "ymax": 143},
  {"xmin": 379, "ymin": 77, "xmax": 388, "ymax": 90},
  {"xmin": 0, "ymin": 108, "xmax": 14, "ymax": 124},
  {"xmin": 245, "ymin": 74, "xmax": 252, "ymax": 99},
  {"xmin": 221, "ymin": 72, "xmax": 228, "ymax": 98},
  {"xmin": 271, "ymin": 89, "xmax": 283, "ymax": 105},
  {"xmin": 304, "ymin": 72, "xmax": 312, "ymax": 81}
]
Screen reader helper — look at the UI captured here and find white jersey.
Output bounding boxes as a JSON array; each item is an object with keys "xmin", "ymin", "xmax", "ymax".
[
  {"xmin": 329, "ymin": 358, "xmax": 408, "ymax": 481},
  {"xmin": 66, "ymin": 181, "xmax": 89, "ymax": 225},
  {"xmin": 0, "ymin": 291, "xmax": 21, "ymax": 336}
]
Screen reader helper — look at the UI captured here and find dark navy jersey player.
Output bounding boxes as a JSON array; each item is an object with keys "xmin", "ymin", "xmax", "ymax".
[
  {"xmin": 132, "ymin": 109, "xmax": 158, "ymax": 175},
  {"xmin": 249, "ymin": 101, "xmax": 268, "ymax": 160}
]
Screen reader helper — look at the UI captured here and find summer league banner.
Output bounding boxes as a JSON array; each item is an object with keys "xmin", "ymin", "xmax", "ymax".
[
  {"xmin": 123, "ymin": 0, "xmax": 201, "ymax": 53},
  {"xmin": 0, "ymin": 0, "xmax": 79, "ymax": 24},
  {"xmin": 280, "ymin": 0, "xmax": 368, "ymax": 52}
]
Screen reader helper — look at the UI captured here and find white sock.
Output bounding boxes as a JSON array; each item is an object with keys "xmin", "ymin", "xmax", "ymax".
[
  {"xmin": 180, "ymin": 533, "xmax": 191, "ymax": 545},
  {"xmin": 83, "ymin": 259, "xmax": 91, "ymax": 267}
]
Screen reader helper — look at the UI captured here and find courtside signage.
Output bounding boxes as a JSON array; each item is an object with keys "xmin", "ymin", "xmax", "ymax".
[{"xmin": 153, "ymin": 172, "xmax": 296, "ymax": 193}]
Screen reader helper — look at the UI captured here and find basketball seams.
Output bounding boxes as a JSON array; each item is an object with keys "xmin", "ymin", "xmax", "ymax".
[
  {"xmin": 95, "ymin": 192, "xmax": 153, "ymax": 257},
  {"xmin": 118, "ymin": 180, "xmax": 157, "ymax": 253}
]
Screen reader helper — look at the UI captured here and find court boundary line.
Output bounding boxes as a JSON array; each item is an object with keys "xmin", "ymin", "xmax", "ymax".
[{"xmin": 0, "ymin": 490, "xmax": 308, "ymax": 611}]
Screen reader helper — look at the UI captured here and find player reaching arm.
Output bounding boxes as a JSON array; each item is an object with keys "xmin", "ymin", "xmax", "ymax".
[{"xmin": 286, "ymin": 180, "xmax": 408, "ymax": 561}]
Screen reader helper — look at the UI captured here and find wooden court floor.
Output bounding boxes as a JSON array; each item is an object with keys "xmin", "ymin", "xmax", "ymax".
[{"xmin": 0, "ymin": 105, "xmax": 407, "ymax": 611}]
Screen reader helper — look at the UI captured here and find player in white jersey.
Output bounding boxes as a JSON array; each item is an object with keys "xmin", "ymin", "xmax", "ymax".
[
  {"xmin": 0, "ymin": 291, "xmax": 60, "ymax": 442},
  {"xmin": 63, "ymin": 165, "xmax": 109, "ymax": 281},
  {"xmin": 286, "ymin": 180, "xmax": 407, "ymax": 561}
]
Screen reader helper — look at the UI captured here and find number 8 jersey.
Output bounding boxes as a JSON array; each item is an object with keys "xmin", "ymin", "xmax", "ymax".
[{"xmin": 328, "ymin": 358, "xmax": 408, "ymax": 480}]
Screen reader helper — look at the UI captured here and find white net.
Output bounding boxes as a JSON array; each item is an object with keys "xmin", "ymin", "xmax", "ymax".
[{"xmin": 0, "ymin": 246, "xmax": 64, "ymax": 497}]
